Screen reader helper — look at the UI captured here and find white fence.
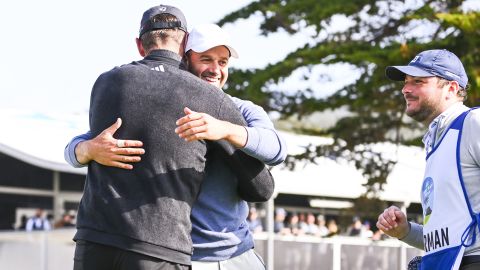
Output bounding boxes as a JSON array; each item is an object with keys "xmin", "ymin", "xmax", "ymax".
[{"xmin": 0, "ymin": 230, "xmax": 422, "ymax": 270}]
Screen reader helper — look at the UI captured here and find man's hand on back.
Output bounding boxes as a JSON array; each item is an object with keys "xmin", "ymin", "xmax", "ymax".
[{"xmin": 75, "ymin": 118, "xmax": 145, "ymax": 170}]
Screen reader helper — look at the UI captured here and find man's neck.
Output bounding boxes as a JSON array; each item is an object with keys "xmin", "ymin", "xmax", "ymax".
[
  {"xmin": 423, "ymin": 101, "xmax": 463, "ymax": 125},
  {"xmin": 146, "ymin": 45, "xmax": 183, "ymax": 57}
]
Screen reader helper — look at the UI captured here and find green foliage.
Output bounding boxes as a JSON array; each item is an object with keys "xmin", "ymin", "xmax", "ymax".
[{"xmin": 219, "ymin": 0, "xmax": 480, "ymax": 195}]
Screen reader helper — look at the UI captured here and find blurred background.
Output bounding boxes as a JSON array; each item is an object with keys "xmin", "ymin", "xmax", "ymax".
[{"xmin": 1, "ymin": 0, "xmax": 479, "ymax": 269}]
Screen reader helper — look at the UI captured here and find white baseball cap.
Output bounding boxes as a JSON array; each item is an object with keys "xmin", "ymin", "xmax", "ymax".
[{"xmin": 186, "ymin": 23, "xmax": 239, "ymax": 58}]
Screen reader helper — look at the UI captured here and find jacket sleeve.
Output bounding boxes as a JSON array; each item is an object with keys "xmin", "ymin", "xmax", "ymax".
[
  {"xmin": 64, "ymin": 131, "xmax": 93, "ymax": 168},
  {"xmin": 235, "ymin": 154, "xmax": 275, "ymax": 203},
  {"xmin": 209, "ymin": 142, "xmax": 275, "ymax": 202},
  {"xmin": 212, "ymin": 96, "xmax": 275, "ymax": 202}
]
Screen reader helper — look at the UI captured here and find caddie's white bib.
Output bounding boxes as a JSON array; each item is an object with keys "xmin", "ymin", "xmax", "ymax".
[{"xmin": 420, "ymin": 109, "xmax": 478, "ymax": 270}]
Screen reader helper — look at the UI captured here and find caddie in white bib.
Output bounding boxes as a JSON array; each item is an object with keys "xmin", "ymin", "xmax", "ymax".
[{"xmin": 420, "ymin": 109, "xmax": 480, "ymax": 270}]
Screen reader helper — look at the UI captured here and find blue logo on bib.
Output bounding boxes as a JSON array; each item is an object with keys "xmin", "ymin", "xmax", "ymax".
[{"xmin": 422, "ymin": 177, "xmax": 434, "ymax": 224}]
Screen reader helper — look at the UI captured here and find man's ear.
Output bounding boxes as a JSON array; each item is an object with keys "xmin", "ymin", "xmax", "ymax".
[
  {"xmin": 184, "ymin": 50, "xmax": 190, "ymax": 68},
  {"xmin": 136, "ymin": 38, "xmax": 146, "ymax": 57},
  {"xmin": 447, "ymin": 80, "xmax": 460, "ymax": 99},
  {"xmin": 180, "ymin": 32, "xmax": 188, "ymax": 57}
]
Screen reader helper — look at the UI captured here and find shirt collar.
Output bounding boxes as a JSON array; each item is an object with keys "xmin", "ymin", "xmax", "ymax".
[
  {"xmin": 144, "ymin": 49, "xmax": 187, "ymax": 70},
  {"xmin": 422, "ymin": 102, "xmax": 469, "ymax": 152},
  {"xmin": 432, "ymin": 102, "xmax": 468, "ymax": 131}
]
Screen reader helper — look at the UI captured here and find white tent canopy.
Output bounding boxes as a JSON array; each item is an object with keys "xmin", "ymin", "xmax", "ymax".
[
  {"xmin": 273, "ymin": 132, "xmax": 425, "ymax": 204},
  {"xmin": 0, "ymin": 110, "xmax": 88, "ymax": 175}
]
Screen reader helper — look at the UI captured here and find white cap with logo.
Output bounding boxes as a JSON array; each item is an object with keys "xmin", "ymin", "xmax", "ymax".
[{"xmin": 186, "ymin": 23, "xmax": 239, "ymax": 58}]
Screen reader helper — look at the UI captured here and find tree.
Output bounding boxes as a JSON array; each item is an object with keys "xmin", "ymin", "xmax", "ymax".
[{"xmin": 218, "ymin": 0, "xmax": 480, "ymax": 195}]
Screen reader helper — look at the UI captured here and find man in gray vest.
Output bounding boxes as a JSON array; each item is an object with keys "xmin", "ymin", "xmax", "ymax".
[{"xmin": 73, "ymin": 5, "xmax": 273, "ymax": 270}]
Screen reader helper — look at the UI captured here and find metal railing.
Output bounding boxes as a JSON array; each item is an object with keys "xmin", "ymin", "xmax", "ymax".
[{"xmin": 0, "ymin": 230, "xmax": 422, "ymax": 270}]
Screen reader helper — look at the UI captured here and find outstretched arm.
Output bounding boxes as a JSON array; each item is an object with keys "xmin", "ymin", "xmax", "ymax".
[{"xmin": 64, "ymin": 118, "xmax": 145, "ymax": 170}]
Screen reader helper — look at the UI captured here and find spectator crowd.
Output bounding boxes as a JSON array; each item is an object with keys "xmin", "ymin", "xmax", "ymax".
[
  {"xmin": 247, "ymin": 207, "xmax": 386, "ymax": 241},
  {"xmin": 18, "ymin": 206, "xmax": 385, "ymax": 241},
  {"xmin": 17, "ymin": 208, "xmax": 76, "ymax": 231}
]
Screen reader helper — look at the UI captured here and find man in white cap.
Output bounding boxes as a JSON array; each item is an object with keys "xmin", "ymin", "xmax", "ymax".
[
  {"xmin": 179, "ymin": 23, "xmax": 286, "ymax": 270},
  {"xmin": 376, "ymin": 49, "xmax": 480, "ymax": 270},
  {"xmin": 66, "ymin": 23, "xmax": 286, "ymax": 270}
]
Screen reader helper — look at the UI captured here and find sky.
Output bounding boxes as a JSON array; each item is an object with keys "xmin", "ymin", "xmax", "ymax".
[
  {"xmin": 1, "ymin": 0, "xmax": 479, "ymax": 115},
  {"xmin": 0, "ymin": 0, "xmax": 310, "ymax": 114}
]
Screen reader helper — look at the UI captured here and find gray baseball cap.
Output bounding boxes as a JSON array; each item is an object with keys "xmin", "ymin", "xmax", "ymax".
[
  {"xmin": 139, "ymin": 5, "xmax": 187, "ymax": 37},
  {"xmin": 385, "ymin": 49, "xmax": 468, "ymax": 88}
]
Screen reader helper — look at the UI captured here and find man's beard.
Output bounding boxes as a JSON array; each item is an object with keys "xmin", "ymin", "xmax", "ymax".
[{"xmin": 405, "ymin": 99, "xmax": 436, "ymax": 123}]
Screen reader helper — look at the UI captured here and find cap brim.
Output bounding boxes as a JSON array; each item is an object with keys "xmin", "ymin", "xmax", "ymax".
[
  {"xmin": 385, "ymin": 65, "xmax": 435, "ymax": 81},
  {"xmin": 225, "ymin": 45, "xmax": 239, "ymax": 58},
  {"xmin": 189, "ymin": 44, "xmax": 239, "ymax": 58}
]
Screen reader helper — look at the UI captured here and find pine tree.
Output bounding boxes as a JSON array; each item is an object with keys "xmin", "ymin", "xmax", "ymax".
[{"xmin": 219, "ymin": 0, "xmax": 480, "ymax": 194}]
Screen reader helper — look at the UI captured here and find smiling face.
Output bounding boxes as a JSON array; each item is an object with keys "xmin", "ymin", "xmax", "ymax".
[
  {"xmin": 187, "ymin": 45, "xmax": 230, "ymax": 89},
  {"xmin": 402, "ymin": 75, "xmax": 449, "ymax": 123}
]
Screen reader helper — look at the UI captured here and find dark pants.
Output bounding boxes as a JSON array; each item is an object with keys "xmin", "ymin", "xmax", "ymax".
[
  {"xmin": 460, "ymin": 255, "xmax": 480, "ymax": 270},
  {"xmin": 460, "ymin": 262, "xmax": 480, "ymax": 270},
  {"xmin": 73, "ymin": 240, "xmax": 190, "ymax": 270}
]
